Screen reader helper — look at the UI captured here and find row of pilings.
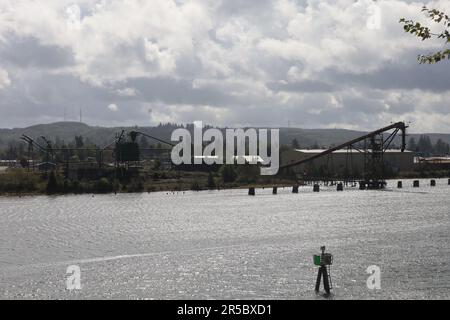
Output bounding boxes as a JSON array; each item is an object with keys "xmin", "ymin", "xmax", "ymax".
[
  {"xmin": 248, "ymin": 179, "xmax": 449, "ymax": 195},
  {"xmin": 400, "ymin": 179, "xmax": 445, "ymax": 188},
  {"xmin": 248, "ymin": 181, "xmax": 345, "ymax": 195}
]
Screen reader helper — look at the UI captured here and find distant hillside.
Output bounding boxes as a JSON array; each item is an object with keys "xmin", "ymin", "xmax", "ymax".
[
  {"xmin": 279, "ymin": 127, "xmax": 364, "ymax": 148},
  {"xmin": 0, "ymin": 122, "xmax": 112, "ymax": 146},
  {"xmin": 1, "ymin": 121, "xmax": 450, "ymax": 150},
  {"xmin": 280, "ymin": 128, "xmax": 450, "ymax": 149},
  {"xmin": 0, "ymin": 122, "xmax": 183, "ymax": 148}
]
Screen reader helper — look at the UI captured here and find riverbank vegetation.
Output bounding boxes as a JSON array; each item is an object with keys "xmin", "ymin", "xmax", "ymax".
[
  {"xmin": 1, "ymin": 164, "xmax": 449, "ymax": 197},
  {"xmin": 0, "ymin": 165, "xmax": 295, "ymax": 196}
]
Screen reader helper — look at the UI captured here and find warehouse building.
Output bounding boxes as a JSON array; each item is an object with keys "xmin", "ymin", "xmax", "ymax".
[{"xmin": 281, "ymin": 149, "xmax": 415, "ymax": 177}]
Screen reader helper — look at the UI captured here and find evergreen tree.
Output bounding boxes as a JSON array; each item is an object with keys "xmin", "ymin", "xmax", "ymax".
[
  {"xmin": 417, "ymin": 135, "xmax": 433, "ymax": 156},
  {"xmin": 408, "ymin": 137, "xmax": 417, "ymax": 152},
  {"xmin": 220, "ymin": 165, "xmax": 237, "ymax": 183},
  {"xmin": 46, "ymin": 171, "xmax": 59, "ymax": 194},
  {"xmin": 74, "ymin": 136, "xmax": 85, "ymax": 160},
  {"xmin": 434, "ymin": 139, "xmax": 450, "ymax": 156},
  {"xmin": 207, "ymin": 172, "xmax": 216, "ymax": 189},
  {"xmin": 75, "ymin": 136, "xmax": 84, "ymax": 148}
]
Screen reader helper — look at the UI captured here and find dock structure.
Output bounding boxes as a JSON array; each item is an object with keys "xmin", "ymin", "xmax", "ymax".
[
  {"xmin": 248, "ymin": 176, "xmax": 448, "ymax": 196},
  {"xmin": 279, "ymin": 122, "xmax": 409, "ymax": 190}
]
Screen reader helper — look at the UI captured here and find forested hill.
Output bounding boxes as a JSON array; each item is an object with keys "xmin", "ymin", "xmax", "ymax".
[{"xmin": 1, "ymin": 121, "xmax": 450, "ymax": 154}]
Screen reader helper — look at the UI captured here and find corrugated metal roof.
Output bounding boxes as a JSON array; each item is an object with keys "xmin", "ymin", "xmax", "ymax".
[
  {"xmin": 294, "ymin": 149, "xmax": 412, "ymax": 153},
  {"xmin": 194, "ymin": 155, "xmax": 264, "ymax": 162}
]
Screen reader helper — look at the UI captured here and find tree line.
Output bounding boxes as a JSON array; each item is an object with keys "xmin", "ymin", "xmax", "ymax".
[{"xmin": 408, "ymin": 136, "xmax": 450, "ymax": 157}]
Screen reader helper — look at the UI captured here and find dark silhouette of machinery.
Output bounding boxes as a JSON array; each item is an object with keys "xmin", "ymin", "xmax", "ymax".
[
  {"xmin": 280, "ymin": 122, "xmax": 408, "ymax": 189},
  {"xmin": 19, "ymin": 129, "xmax": 175, "ymax": 173},
  {"xmin": 114, "ymin": 130, "xmax": 140, "ymax": 164}
]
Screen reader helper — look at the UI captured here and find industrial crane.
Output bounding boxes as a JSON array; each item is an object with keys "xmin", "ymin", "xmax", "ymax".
[{"xmin": 279, "ymin": 122, "xmax": 408, "ymax": 189}]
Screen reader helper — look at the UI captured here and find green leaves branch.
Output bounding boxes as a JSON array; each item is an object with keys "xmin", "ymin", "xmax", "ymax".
[{"xmin": 400, "ymin": 6, "xmax": 450, "ymax": 64}]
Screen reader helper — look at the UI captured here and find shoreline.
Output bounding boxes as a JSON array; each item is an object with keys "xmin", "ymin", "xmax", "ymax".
[
  {"xmin": 1, "ymin": 177, "xmax": 448, "ymax": 198},
  {"xmin": 0, "ymin": 182, "xmax": 297, "ymax": 198}
]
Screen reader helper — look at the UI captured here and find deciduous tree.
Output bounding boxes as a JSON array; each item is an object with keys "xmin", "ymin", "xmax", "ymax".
[{"xmin": 400, "ymin": 6, "xmax": 450, "ymax": 64}]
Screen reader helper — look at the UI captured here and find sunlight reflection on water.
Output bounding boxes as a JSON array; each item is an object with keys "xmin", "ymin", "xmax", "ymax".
[{"xmin": 0, "ymin": 179, "xmax": 449, "ymax": 299}]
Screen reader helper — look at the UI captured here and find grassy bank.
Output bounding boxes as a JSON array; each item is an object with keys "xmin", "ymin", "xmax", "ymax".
[{"xmin": 0, "ymin": 168, "xmax": 295, "ymax": 196}]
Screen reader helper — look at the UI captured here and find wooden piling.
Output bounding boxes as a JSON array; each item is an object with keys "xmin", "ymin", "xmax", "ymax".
[
  {"xmin": 397, "ymin": 181, "xmax": 402, "ymax": 189},
  {"xmin": 248, "ymin": 187, "xmax": 255, "ymax": 196}
]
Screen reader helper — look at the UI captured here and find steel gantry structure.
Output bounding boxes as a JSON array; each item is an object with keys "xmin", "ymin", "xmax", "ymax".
[{"xmin": 279, "ymin": 122, "xmax": 408, "ymax": 189}]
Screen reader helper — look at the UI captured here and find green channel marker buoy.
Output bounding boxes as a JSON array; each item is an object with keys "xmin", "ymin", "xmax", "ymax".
[{"xmin": 314, "ymin": 246, "xmax": 333, "ymax": 295}]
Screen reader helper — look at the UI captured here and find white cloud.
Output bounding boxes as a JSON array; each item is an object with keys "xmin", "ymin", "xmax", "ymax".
[
  {"xmin": 0, "ymin": 0, "xmax": 449, "ymax": 131},
  {"xmin": 116, "ymin": 87, "xmax": 138, "ymax": 97},
  {"xmin": 65, "ymin": 3, "xmax": 81, "ymax": 30},
  {"xmin": 0, "ymin": 69, "xmax": 11, "ymax": 89},
  {"xmin": 108, "ymin": 103, "xmax": 118, "ymax": 111},
  {"xmin": 143, "ymin": 38, "xmax": 176, "ymax": 74}
]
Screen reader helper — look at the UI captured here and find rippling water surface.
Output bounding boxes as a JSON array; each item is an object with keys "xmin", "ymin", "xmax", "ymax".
[{"xmin": 0, "ymin": 179, "xmax": 449, "ymax": 299}]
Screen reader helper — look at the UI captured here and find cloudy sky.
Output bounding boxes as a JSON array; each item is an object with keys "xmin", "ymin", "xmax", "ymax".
[{"xmin": 0, "ymin": 0, "xmax": 449, "ymax": 132}]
